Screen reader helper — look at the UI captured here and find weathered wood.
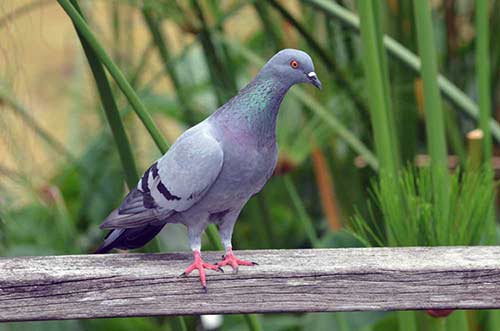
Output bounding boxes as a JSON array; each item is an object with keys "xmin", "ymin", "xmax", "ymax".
[{"xmin": 1, "ymin": 246, "xmax": 500, "ymax": 322}]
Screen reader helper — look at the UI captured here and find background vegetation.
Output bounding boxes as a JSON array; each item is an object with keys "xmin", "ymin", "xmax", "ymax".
[{"xmin": 1, "ymin": 0, "xmax": 500, "ymax": 330}]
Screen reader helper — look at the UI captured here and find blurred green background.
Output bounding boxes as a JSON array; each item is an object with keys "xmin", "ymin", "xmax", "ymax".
[{"xmin": 1, "ymin": 0, "xmax": 500, "ymax": 330}]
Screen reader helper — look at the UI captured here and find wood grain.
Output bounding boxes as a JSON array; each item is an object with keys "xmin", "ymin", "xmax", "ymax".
[{"xmin": 1, "ymin": 246, "xmax": 500, "ymax": 322}]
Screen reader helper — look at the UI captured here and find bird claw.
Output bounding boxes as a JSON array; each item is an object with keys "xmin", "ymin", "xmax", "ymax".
[
  {"xmin": 217, "ymin": 249, "xmax": 257, "ymax": 272},
  {"xmin": 181, "ymin": 251, "xmax": 221, "ymax": 291}
]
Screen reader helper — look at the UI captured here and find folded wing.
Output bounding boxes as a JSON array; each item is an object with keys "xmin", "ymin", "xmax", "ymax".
[{"xmin": 100, "ymin": 124, "xmax": 224, "ymax": 229}]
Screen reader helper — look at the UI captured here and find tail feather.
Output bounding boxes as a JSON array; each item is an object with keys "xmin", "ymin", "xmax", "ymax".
[
  {"xmin": 94, "ymin": 236, "xmax": 116, "ymax": 254},
  {"xmin": 100, "ymin": 208, "xmax": 162, "ymax": 229},
  {"xmin": 94, "ymin": 223, "xmax": 167, "ymax": 254},
  {"xmin": 95, "ymin": 188, "xmax": 170, "ymax": 254}
]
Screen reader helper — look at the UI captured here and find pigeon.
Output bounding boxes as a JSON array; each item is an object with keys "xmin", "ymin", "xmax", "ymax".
[{"xmin": 95, "ymin": 49, "xmax": 321, "ymax": 290}]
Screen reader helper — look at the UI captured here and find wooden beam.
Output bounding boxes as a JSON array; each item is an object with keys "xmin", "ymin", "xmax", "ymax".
[{"xmin": 1, "ymin": 246, "xmax": 500, "ymax": 322}]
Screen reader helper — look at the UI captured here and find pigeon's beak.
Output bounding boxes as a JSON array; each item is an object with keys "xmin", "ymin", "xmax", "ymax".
[{"xmin": 307, "ymin": 72, "xmax": 322, "ymax": 90}]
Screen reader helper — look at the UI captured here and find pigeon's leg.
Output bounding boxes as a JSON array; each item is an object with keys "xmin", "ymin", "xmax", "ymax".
[
  {"xmin": 181, "ymin": 225, "xmax": 223, "ymax": 291},
  {"xmin": 216, "ymin": 218, "xmax": 257, "ymax": 273}
]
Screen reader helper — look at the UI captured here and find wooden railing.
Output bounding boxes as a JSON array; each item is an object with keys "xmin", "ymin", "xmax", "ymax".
[{"xmin": 1, "ymin": 246, "xmax": 499, "ymax": 322}]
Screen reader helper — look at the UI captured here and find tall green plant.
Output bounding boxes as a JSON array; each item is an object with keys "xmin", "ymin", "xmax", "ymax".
[
  {"xmin": 357, "ymin": 2, "xmax": 410, "ymax": 329},
  {"xmin": 476, "ymin": 0, "xmax": 493, "ymax": 164},
  {"xmin": 190, "ymin": 0, "xmax": 236, "ymax": 103},
  {"xmin": 302, "ymin": 0, "xmax": 500, "ymax": 144},
  {"xmin": 57, "ymin": 0, "xmax": 169, "ymax": 153},
  {"xmin": 356, "ymin": 0, "xmax": 399, "ymax": 175},
  {"xmin": 475, "ymin": 2, "xmax": 499, "ymax": 330},
  {"xmin": 353, "ymin": 167, "xmax": 494, "ymax": 247},
  {"xmin": 68, "ymin": 0, "xmax": 138, "ymax": 189},
  {"xmin": 142, "ymin": 8, "xmax": 195, "ymax": 125},
  {"xmin": 412, "ymin": 0, "xmax": 450, "ymax": 223}
]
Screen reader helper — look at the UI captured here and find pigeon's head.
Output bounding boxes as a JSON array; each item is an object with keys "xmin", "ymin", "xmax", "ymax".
[{"xmin": 262, "ymin": 49, "xmax": 322, "ymax": 90}]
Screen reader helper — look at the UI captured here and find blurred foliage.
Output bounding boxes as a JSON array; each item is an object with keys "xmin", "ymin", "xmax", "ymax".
[
  {"xmin": 352, "ymin": 165, "xmax": 495, "ymax": 247},
  {"xmin": 1, "ymin": 0, "xmax": 500, "ymax": 330}
]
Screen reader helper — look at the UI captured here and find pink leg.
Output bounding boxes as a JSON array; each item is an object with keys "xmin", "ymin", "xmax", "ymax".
[
  {"xmin": 181, "ymin": 250, "xmax": 223, "ymax": 291},
  {"xmin": 217, "ymin": 246, "xmax": 257, "ymax": 273}
]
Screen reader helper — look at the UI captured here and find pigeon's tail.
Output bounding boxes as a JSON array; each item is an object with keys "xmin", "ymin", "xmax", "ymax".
[
  {"xmin": 94, "ymin": 223, "xmax": 167, "ymax": 254},
  {"xmin": 94, "ymin": 189, "xmax": 172, "ymax": 254}
]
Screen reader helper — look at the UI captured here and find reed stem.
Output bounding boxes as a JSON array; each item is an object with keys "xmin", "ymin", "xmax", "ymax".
[
  {"xmin": 413, "ymin": 0, "xmax": 450, "ymax": 223},
  {"xmin": 303, "ymin": 0, "xmax": 500, "ymax": 144},
  {"xmin": 69, "ymin": 0, "xmax": 138, "ymax": 189},
  {"xmin": 476, "ymin": 0, "xmax": 493, "ymax": 165},
  {"xmin": 357, "ymin": 0, "xmax": 399, "ymax": 176},
  {"xmin": 57, "ymin": 0, "xmax": 169, "ymax": 153},
  {"xmin": 142, "ymin": 9, "xmax": 195, "ymax": 125}
]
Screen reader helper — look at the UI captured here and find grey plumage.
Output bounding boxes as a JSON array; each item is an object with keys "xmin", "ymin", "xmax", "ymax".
[
  {"xmin": 95, "ymin": 49, "xmax": 321, "ymax": 284},
  {"xmin": 100, "ymin": 123, "xmax": 223, "ymax": 230}
]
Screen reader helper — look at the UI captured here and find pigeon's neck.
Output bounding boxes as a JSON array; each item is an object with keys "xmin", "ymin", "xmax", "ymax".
[{"xmin": 213, "ymin": 75, "xmax": 291, "ymax": 144}]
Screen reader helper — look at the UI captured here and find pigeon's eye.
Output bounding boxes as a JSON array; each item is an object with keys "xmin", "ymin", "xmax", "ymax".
[{"xmin": 290, "ymin": 60, "xmax": 299, "ymax": 69}]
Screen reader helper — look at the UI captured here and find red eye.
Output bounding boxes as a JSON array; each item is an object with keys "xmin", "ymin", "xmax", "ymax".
[{"xmin": 290, "ymin": 60, "xmax": 299, "ymax": 69}]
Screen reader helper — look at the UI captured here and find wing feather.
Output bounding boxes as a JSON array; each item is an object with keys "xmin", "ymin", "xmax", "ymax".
[
  {"xmin": 149, "ymin": 124, "xmax": 223, "ymax": 211},
  {"xmin": 99, "ymin": 123, "xmax": 223, "ymax": 229}
]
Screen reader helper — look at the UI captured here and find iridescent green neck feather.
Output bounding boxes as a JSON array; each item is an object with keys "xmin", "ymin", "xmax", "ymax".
[{"xmin": 212, "ymin": 76, "xmax": 291, "ymax": 144}]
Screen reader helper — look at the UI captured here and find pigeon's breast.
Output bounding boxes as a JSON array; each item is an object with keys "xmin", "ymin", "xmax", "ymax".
[{"xmin": 198, "ymin": 137, "xmax": 278, "ymax": 211}]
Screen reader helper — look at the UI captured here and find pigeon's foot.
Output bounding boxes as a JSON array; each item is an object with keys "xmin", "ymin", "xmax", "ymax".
[
  {"xmin": 181, "ymin": 250, "xmax": 223, "ymax": 291},
  {"xmin": 217, "ymin": 247, "xmax": 257, "ymax": 273}
]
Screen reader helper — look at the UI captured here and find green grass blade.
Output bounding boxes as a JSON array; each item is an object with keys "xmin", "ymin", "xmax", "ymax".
[
  {"xmin": 129, "ymin": 42, "xmax": 154, "ymax": 88},
  {"xmin": 110, "ymin": 2, "xmax": 122, "ymax": 67},
  {"xmin": 57, "ymin": 0, "xmax": 169, "ymax": 153},
  {"xmin": 425, "ymin": 313, "xmax": 447, "ymax": 331},
  {"xmin": 357, "ymin": 0, "xmax": 400, "ymax": 248},
  {"xmin": 476, "ymin": 0, "xmax": 493, "ymax": 164},
  {"xmin": 83, "ymin": 52, "xmax": 139, "ymax": 189},
  {"xmin": 142, "ymin": 8, "xmax": 195, "ymax": 125},
  {"xmin": 476, "ymin": 6, "xmax": 498, "ymax": 331},
  {"xmin": 190, "ymin": 0, "xmax": 237, "ymax": 102},
  {"xmin": 253, "ymin": 0, "xmax": 283, "ymax": 48},
  {"xmin": 68, "ymin": 0, "xmax": 138, "ymax": 189},
  {"xmin": 205, "ymin": 0, "xmax": 239, "ymax": 88},
  {"xmin": 243, "ymin": 314, "xmax": 263, "ymax": 331},
  {"xmin": 291, "ymin": 88, "xmax": 378, "ymax": 169},
  {"xmin": 302, "ymin": 0, "xmax": 500, "ymax": 144},
  {"xmin": 445, "ymin": 107, "xmax": 467, "ymax": 166},
  {"xmin": 205, "ymin": 225, "xmax": 223, "ymax": 250},
  {"xmin": 356, "ymin": 0, "xmax": 399, "ymax": 176},
  {"xmin": 397, "ymin": 311, "xmax": 417, "ymax": 331},
  {"xmin": 412, "ymin": 0, "xmax": 450, "ymax": 223},
  {"xmin": 284, "ymin": 175, "xmax": 319, "ymax": 246},
  {"xmin": 446, "ymin": 310, "xmax": 468, "ymax": 331}
]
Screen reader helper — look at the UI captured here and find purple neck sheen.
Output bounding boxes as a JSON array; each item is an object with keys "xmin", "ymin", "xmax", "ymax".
[{"xmin": 212, "ymin": 73, "xmax": 292, "ymax": 144}]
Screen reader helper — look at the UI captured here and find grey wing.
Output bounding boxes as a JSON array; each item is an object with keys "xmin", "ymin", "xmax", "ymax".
[{"xmin": 100, "ymin": 123, "xmax": 224, "ymax": 229}]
